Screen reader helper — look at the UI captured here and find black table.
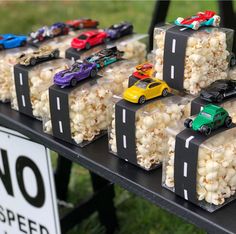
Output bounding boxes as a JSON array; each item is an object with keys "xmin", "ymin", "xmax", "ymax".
[{"xmin": 0, "ymin": 102, "xmax": 236, "ymax": 234}]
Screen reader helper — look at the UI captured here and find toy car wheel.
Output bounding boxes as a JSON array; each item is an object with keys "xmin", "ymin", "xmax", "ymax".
[
  {"xmin": 212, "ymin": 15, "xmax": 221, "ymax": 26},
  {"xmin": 225, "ymin": 116, "xmax": 232, "ymax": 128},
  {"xmin": 90, "ymin": 68, "xmax": 97, "ymax": 78},
  {"xmin": 99, "ymin": 61, "xmax": 105, "ymax": 68},
  {"xmin": 85, "ymin": 43, "xmax": 91, "ymax": 50},
  {"xmin": 70, "ymin": 78, "xmax": 77, "ymax": 87},
  {"xmin": 176, "ymin": 17, "xmax": 184, "ymax": 24},
  {"xmin": 192, "ymin": 21, "xmax": 200, "ymax": 30},
  {"xmin": 0, "ymin": 45, "xmax": 4, "ymax": 50},
  {"xmin": 116, "ymin": 52, "xmax": 122, "ymax": 60},
  {"xmin": 53, "ymin": 50, "xmax": 60, "ymax": 58},
  {"xmin": 216, "ymin": 93, "xmax": 224, "ymax": 103},
  {"xmin": 200, "ymin": 125, "xmax": 211, "ymax": 136},
  {"xmin": 103, "ymin": 38, "xmax": 109, "ymax": 44},
  {"xmin": 184, "ymin": 118, "xmax": 193, "ymax": 128},
  {"xmin": 162, "ymin": 88, "xmax": 168, "ymax": 97},
  {"xmin": 21, "ymin": 40, "xmax": 26, "ymax": 47},
  {"xmin": 138, "ymin": 95, "xmax": 146, "ymax": 104},
  {"xmin": 30, "ymin": 58, "xmax": 36, "ymax": 66},
  {"xmin": 116, "ymin": 32, "xmax": 121, "ymax": 38}
]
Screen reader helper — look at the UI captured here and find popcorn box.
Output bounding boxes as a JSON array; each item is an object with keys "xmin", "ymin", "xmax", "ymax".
[
  {"xmin": 65, "ymin": 33, "xmax": 148, "ymax": 64},
  {"xmin": 11, "ymin": 58, "xmax": 72, "ymax": 120},
  {"xmin": 163, "ymin": 120, "xmax": 236, "ymax": 212},
  {"xmin": 42, "ymin": 60, "xmax": 138, "ymax": 147},
  {"xmin": 109, "ymin": 94, "xmax": 192, "ymax": 170},
  {"xmin": 154, "ymin": 24, "xmax": 234, "ymax": 95},
  {"xmin": 0, "ymin": 46, "xmax": 36, "ymax": 102}
]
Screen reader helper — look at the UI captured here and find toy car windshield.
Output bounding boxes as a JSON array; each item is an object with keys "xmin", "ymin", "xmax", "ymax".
[
  {"xmin": 78, "ymin": 35, "xmax": 87, "ymax": 40},
  {"xmin": 200, "ymin": 112, "xmax": 212, "ymax": 119}
]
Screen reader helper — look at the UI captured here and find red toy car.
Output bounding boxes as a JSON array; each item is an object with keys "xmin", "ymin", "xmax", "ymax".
[
  {"xmin": 71, "ymin": 30, "xmax": 108, "ymax": 50},
  {"xmin": 175, "ymin": 10, "xmax": 220, "ymax": 30},
  {"xmin": 66, "ymin": 18, "xmax": 99, "ymax": 30},
  {"xmin": 132, "ymin": 62, "xmax": 154, "ymax": 79}
]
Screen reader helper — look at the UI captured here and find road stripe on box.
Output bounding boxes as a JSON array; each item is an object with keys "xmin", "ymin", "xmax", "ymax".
[
  {"xmin": 200, "ymin": 106, "xmax": 204, "ymax": 111},
  {"xmin": 171, "ymin": 65, "xmax": 175, "ymax": 79},
  {"xmin": 171, "ymin": 39, "xmax": 176, "ymax": 53},
  {"xmin": 21, "ymin": 95, "xmax": 26, "ymax": 107},
  {"xmin": 184, "ymin": 189, "xmax": 188, "ymax": 200},
  {"xmin": 123, "ymin": 135, "xmax": 127, "ymax": 149},
  {"xmin": 71, "ymin": 57, "xmax": 75, "ymax": 62},
  {"xmin": 185, "ymin": 136, "xmax": 194, "ymax": 149},
  {"xmin": 19, "ymin": 73, "xmax": 23, "ymax": 86},
  {"xmin": 183, "ymin": 162, "xmax": 188, "ymax": 177},
  {"xmin": 56, "ymin": 97, "xmax": 61, "ymax": 111},
  {"xmin": 122, "ymin": 109, "xmax": 126, "ymax": 123},
  {"xmin": 180, "ymin": 27, "xmax": 188, "ymax": 31},
  {"xmin": 59, "ymin": 121, "xmax": 63, "ymax": 133}
]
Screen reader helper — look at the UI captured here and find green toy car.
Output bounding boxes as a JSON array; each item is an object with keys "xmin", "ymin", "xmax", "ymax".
[{"xmin": 184, "ymin": 104, "xmax": 232, "ymax": 136}]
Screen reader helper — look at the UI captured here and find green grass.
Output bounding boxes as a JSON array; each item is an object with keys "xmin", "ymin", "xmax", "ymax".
[{"xmin": 1, "ymin": 1, "xmax": 221, "ymax": 233}]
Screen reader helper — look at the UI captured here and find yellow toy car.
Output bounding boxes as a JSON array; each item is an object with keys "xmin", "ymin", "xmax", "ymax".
[{"xmin": 123, "ymin": 78, "xmax": 171, "ymax": 104}]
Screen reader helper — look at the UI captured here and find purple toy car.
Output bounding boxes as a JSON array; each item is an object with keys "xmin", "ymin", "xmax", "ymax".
[
  {"xmin": 105, "ymin": 22, "xmax": 133, "ymax": 40},
  {"xmin": 54, "ymin": 61, "xmax": 97, "ymax": 87}
]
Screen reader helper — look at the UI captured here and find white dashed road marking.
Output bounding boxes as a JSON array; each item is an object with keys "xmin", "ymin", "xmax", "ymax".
[
  {"xmin": 180, "ymin": 27, "xmax": 188, "ymax": 31},
  {"xmin": 184, "ymin": 189, "xmax": 188, "ymax": 200},
  {"xmin": 183, "ymin": 162, "xmax": 188, "ymax": 177},
  {"xmin": 171, "ymin": 65, "xmax": 175, "ymax": 79},
  {"xmin": 19, "ymin": 73, "xmax": 23, "ymax": 85},
  {"xmin": 56, "ymin": 97, "xmax": 61, "ymax": 110},
  {"xmin": 21, "ymin": 95, "xmax": 26, "ymax": 107},
  {"xmin": 59, "ymin": 121, "xmax": 63, "ymax": 133},
  {"xmin": 123, "ymin": 135, "xmax": 127, "ymax": 149},
  {"xmin": 171, "ymin": 39, "xmax": 176, "ymax": 53},
  {"xmin": 122, "ymin": 109, "xmax": 126, "ymax": 123},
  {"xmin": 185, "ymin": 136, "xmax": 194, "ymax": 148}
]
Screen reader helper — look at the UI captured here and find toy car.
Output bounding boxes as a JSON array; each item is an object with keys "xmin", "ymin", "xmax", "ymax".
[
  {"xmin": 29, "ymin": 26, "xmax": 50, "ymax": 43},
  {"xmin": 184, "ymin": 104, "xmax": 232, "ymax": 136},
  {"xmin": 29, "ymin": 23, "xmax": 69, "ymax": 43},
  {"xmin": 49, "ymin": 22, "xmax": 69, "ymax": 37},
  {"xmin": 54, "ymin": 61, "xmax": 97, "ymax": 87},
  {"xmin": 175, "ymin": 10, "xmax": 220, "ymax": 30},
  {"xmin": 18, "ymin": 46, "xmax": 60, "ymax": 66},
  {"xmin": 200, "ymin": 79, "xmax": 236, "ymax": 103},
  {"xmin": 66, "ymin": 18, "xmax": 99, "ymax": 30},
  {"xmin": 105, "ymin": 22, "xmax": 133, "ymax": 39},
  {"xmin": 132, "ymin": 62, "xmax": 154, "ymax": 79},
  {"xmin": 86, "ymin": 46, "xmax": 124, "ymax": 68},
  {"xmin": 123, "ymin": 78, "xmax": 170, "ymax": 104},
  {"xmin": 0, "ymin": 34, "xmax": 27, "ymax": 50},
  {"xmin": 71, "ymin": 30, "xmax": 108, "ymax": 50}
]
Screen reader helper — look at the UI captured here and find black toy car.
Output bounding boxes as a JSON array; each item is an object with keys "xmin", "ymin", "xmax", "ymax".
[
  {"xmin": 86, "ymin": 46, "xmax": 124, "ymax": 68},
  {"xmin": 200, "ymin": 79, "xmax": 236, "ymax": 103},
  {"xmin": 105, "ymin": 22, "xmax": 133, "ymax": 40}
]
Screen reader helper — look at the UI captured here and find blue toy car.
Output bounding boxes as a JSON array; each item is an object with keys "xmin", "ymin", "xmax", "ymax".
[
  {"xmin": 0, "ymin": 34, "xmax": 27, "ymax": 50},
  {"xmin": 174, "ymin": 11, "xmax": 220, "ymax": 30},
  {"xmin": 105, "ymin": 22, "xmax": 133, "ymax": 40},
  {"xmin": 86, "ymin": 47, "xmax": 124, "ymax": 69}
]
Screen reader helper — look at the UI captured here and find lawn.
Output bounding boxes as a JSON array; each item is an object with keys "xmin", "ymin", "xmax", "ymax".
[{"xmin": 0, "ymin": 1, "xmax": 222, "ymax": 233}]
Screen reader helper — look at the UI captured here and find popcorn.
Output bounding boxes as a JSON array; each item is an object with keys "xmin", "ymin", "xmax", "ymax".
[
  {"xmin": 154, "ymin": 26, "xmax": 233, "ymax": 95},
  {"xmin": 164, "ymin": 123, "xmax": 236, "ymax": 209},
  {"xmin": 0, "ymin": 47, "xmax": 35, "ymax": 102},
  {"xmin": 11, "ymin": 58, "xmax": 72, "ymax": 119},
  {"xmin": 109, "ymin": 95, "xmax": 192, "ymax": 170}
]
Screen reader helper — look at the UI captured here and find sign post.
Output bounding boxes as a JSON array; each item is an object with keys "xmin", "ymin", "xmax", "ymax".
[{"xmin": 0, "ymin": 126, "xmax": 60, "ymax": 234}]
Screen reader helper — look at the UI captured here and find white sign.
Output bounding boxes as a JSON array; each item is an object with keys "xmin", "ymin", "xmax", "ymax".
[{"xmin": 0, "ymin": 127, "xmax": 60, "ymax": 234}]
